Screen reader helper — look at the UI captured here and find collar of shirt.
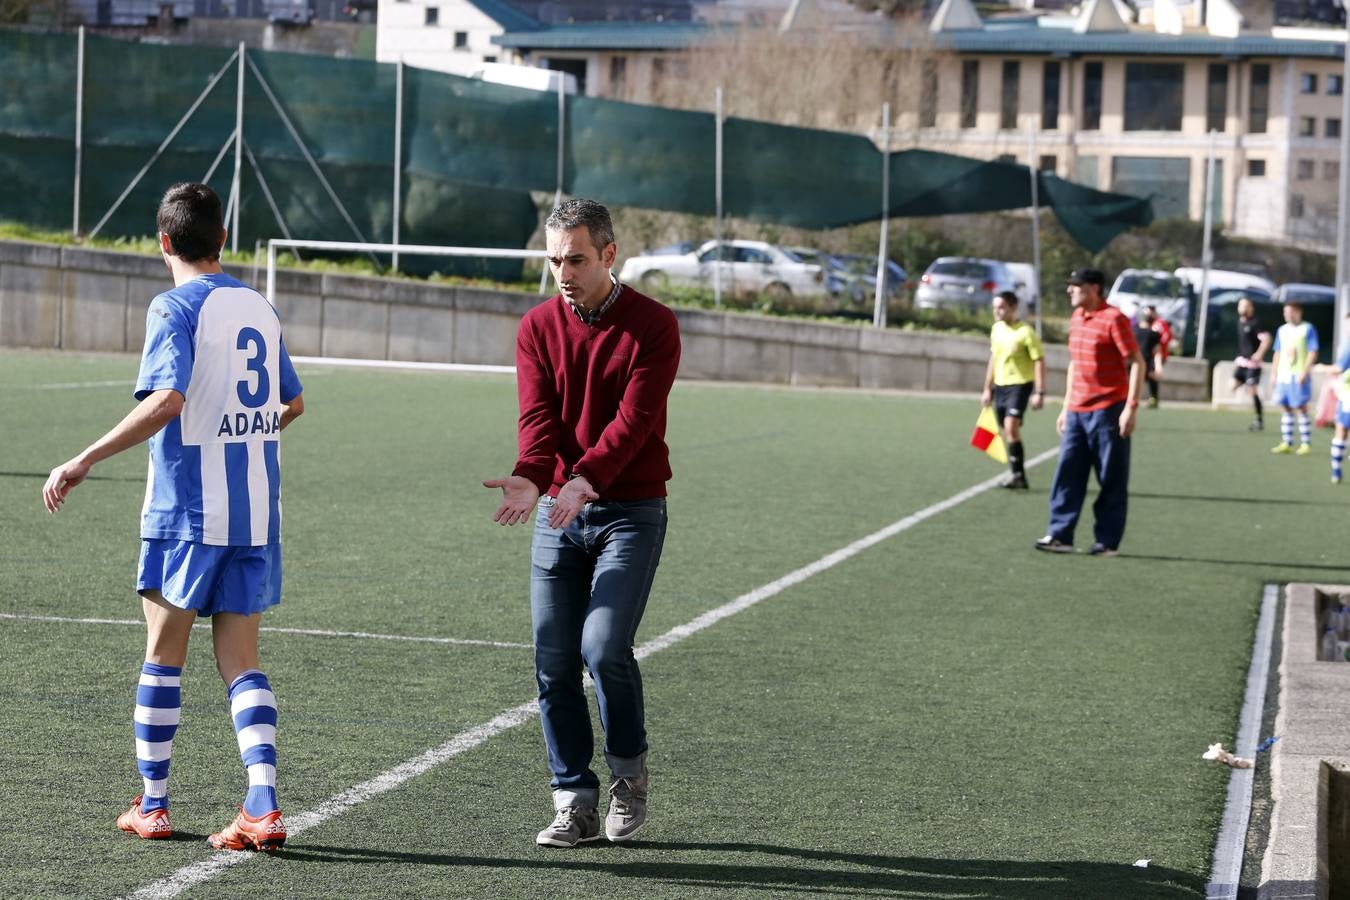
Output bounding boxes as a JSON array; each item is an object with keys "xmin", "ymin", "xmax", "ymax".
[{"xmin": 567, "ymin": 275, "xmax": 622, "ymax": 326}]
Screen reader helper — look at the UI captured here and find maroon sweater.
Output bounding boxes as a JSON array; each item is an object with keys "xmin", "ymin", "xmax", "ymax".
[{"xmin": 512, "ymin": 285, "xmax": 681, "ymax": 500}]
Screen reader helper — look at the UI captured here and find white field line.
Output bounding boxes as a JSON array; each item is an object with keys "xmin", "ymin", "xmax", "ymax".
[
  {"xmin": 24, "ymin": 379, "xmax": 129, "ymax": 390},
  {"xmin": 123, "ymin": 447, "xmax": 1059, "ymax": 900},
  {"xmin": 0, "ymin": 613, "xmax": 530, "ymax": 650}
]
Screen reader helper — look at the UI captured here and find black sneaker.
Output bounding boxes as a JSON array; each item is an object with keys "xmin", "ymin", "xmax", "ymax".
[
  {"xmin": 1034, "ymin": 535, "xmax": 1073, "ymax": 554},
  {"xmin": 1001, "ymin": 475, "xmax": 1029, "ymax": 490},
  {"xmin": 1088, "ymin": 543, "xmax": 1119, "ymax": 557}
]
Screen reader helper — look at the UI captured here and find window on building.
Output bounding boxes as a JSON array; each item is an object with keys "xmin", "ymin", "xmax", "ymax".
[
  {"xmin": 424, "ymin": 6, "xmax": 438, "ymax": 25},
  {"xmin": 1290, "ymin": 195, "xmax": 1305, "ymax": 218},
  {"xmin": 1249, "ymin": 63, "xmax": 1269, "ymax": 133},
  {"xmin": 1247, "ymin": 159, "xmax": 1266, "ymax": 177},
  {"xmin": 1042, "ymin": 61, "xmax": 1060, "ymax": 130},
  {"xmin": 453, "ymin": 30, "xmax": 467, "ymax": 48},
  {"xmin": 1297, "ymin": 159, "xmax": 1316, "ymax": 180},
  {"xmin": 1331, "ymin": 74, "xmax": 1344, "ymax": 96},
  {"xmin": 609, "ymin": 56, "xmax": 627, "ymax": 92},
  {"xmin": 1206, "ymin": 63, "xmax": 1228, "ymax": 133},
  {"xmin": 1001, "ymin": 61, "xmax": 1020, "ymax": 130},
  {"xmin": 1326, "ymin": 160, "xmax": 1340, "ymax": 180},
  {"xmin": 1083, "ymin": 61, "xmax": 1103, "ymax": 131},
  {"xmin": 1300, "ymin": 116, "xmax": 1317, "ymax": 137},
  {"xmin": 483, "ymin": 54, "xmax": 496, "ymax": 63},
  {"xmin": 1328, "ymin": 118, "xmax": 1342, "ymax": 138},
  {"xmin": 996, "ymin": 153, "xmax": 1016, "ymax": 164},
  {"xmin": 1039, "ymin": 154, "xmax": 1057, "ymax": 173},
  {"xmin": 1124, "ymin": 63, "xmax": 1184, "ymax": 131},
  {"xmin": 1113, "ymin": 156, "xmax": 1192, "ymax": 219},
  {"xmin": 920, "ymin": 60, "xmax": 938, "ymax": 128},
  {"xmin": 960, "ymin": 60, "xmax": 979, "ymax": 129},
  {"xmin": 1302, "ymin": 72, "xmax": 1318, "ymax": 94},
  {"xmin": 1075, "ymin": 154, "xmax": 1099, "ymax": 188}
]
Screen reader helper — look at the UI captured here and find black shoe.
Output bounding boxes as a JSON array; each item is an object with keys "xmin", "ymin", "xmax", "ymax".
[
  {"xmin": 1249, "ymin": 420, "xmax": 1264, "ymax": 432},
  {"xmin": 1001, "ymin": 475, "xmax": 1029, "ymax": 490},
  {"xmin": 1034, "ymin": 535, "xmax": 1073, "ymax": 554},
  {"xmin": 1088, "ymin": 543, "xmax": 1119, "ymax": 557}
]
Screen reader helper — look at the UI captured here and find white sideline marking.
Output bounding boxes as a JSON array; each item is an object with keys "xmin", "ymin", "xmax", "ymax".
[
  {"xmin": 291, "ymin": 356, "xmax": 515, "ymax": 375},
  {"xmin": 123, "ymin": 448, "xmax": 1059, "ymax": 899},
  {"xmin": 24, "ymin": 379, "xmax": 129, "ymax": 390},
  {"xmin": 0, "ymin": 613, "xmax": 530, "ymax": 650},
  {"xmin": 1204, "ymin": 583, "xmax": 1279, "ymax": 900}
]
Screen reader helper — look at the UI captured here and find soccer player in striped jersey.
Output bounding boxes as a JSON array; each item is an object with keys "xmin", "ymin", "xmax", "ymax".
[{"xmin": 41, "ymin": 183, "xmax": 304, "ymax": 852}]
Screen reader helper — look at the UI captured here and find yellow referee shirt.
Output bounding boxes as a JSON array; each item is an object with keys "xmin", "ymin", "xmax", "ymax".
[{"xmin": 990, "ymin": 320, "xmax": 1044, "ymax": 386}]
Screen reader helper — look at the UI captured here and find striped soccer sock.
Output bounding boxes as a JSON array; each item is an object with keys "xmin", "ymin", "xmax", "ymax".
[
  {"xmin": 134, "ymin": 662, "xmax": 182, "ymax": 813},
  {"xmin": 1334, "ymin": 440, "xmax": 1346, "ymax": 480},
  {"xmin": 228, "ymin": 670, "xmax": 279, "ymax": 817},
  {"xmin": 1281, "ymin": 413, "xmax": 1294, "ymax": 445},
  {"xmin": 1299, "ymin": 414, "xmax": 1313, "ymax": 447}
]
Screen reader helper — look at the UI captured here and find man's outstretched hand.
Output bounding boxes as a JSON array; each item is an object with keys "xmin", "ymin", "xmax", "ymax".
[{"xmin": 483, "ymin": 475, "xmax": 541, "ymax": 526}]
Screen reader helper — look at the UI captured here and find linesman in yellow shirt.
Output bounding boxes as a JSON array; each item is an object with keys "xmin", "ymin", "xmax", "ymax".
[{"xmin": 981, "ymin": 290, "xmax": 1046, "ymax": 489}]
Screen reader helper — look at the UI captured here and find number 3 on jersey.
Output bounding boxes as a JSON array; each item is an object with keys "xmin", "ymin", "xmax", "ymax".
[{"xmin": 236, "ymin": 327, "xmax": 270, "ymax": 408}]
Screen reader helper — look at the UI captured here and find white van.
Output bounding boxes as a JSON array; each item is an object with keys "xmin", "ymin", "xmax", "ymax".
[
  {"xmin": 1173, "ymin": 267, "xmax": 1276, "ymax": 300},
  {"xmin": 468, "ymin": 62, "xmax": 578, "ymax": 95}
]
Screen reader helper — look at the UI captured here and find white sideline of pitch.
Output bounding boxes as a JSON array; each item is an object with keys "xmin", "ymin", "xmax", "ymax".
[
  {"xmin": 0, "ymin": 613, "xmax": 531, "ymax": 650},
  {"xmin": 122, "ymin": 447, "xmax": 1060, "ymax": 900}
]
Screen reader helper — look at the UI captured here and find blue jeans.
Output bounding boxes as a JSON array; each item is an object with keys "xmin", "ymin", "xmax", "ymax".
[
  {"xmin": 531, "ymin": 496, "xmax": 668, "ymax": 807},
  {"xmin": 1046, "ymin": 403, "xmax": 1131, "ymax": 549}
]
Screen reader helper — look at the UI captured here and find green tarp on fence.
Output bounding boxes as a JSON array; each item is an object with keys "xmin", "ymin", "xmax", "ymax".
[{"xmin": 0, "ymin": 29, "xmax": 1152, "ymax": 273}]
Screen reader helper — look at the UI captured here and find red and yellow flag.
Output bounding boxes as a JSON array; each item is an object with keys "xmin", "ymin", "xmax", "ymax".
[{"xmin": 969, "ymin": 407, "xmax": 1008, "ymax": 464}]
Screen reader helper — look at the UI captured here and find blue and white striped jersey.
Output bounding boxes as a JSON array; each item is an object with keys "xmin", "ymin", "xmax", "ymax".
[{"xmin": 134, "ymin": 273, "xmax": 302, "ymax": 547}]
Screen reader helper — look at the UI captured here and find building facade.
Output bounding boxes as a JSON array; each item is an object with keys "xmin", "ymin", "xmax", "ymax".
[{"xmin": 375, "ymin": 0, "xmax": 1349, "ymax": 248}]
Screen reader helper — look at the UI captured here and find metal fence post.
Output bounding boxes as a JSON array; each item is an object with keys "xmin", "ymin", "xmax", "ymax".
[
  {"xmin": 72, "ymin": 26, "xmax": 85, "ymax": 237},
  {"xmin": 393, "ymin": 58, "xmax": 404, "ymax": 273},
  {"xmin": 231, "ymin": 41, "xmax": 245, "ymax": 255},
  {"xmin": 873, "ymin": 102, "xmax": 890, "ymax": 330}
]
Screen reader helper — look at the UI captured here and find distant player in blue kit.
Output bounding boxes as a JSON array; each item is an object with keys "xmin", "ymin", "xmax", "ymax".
[
  {"xmin": 41, "ymin": 183, "xmax": 304, "ymax": 851},
  {"xmin": 1331, "ymin": 329, "xmax": 1350, "ymax": 483},
  {"xmin": 1270, "ymin": 300, "xmax": 1319, "ymax": 456}
]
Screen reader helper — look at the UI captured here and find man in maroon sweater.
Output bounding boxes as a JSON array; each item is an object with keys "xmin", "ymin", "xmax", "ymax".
[{"xmin": 484, "ymin": 199, "xmax": 681, "ymax": 848}]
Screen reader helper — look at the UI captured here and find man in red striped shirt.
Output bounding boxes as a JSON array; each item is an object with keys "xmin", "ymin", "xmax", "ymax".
[
  {"xmin": 1035, "ymin": 268, "xmax": 1144, "ymax": 557},
  {"xmin": 484, "ymin": 198, "xmax": 680, "ymax": 848}
]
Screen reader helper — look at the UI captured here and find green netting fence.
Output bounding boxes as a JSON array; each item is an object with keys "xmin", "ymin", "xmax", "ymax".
[{"xmin": 0, "ymin": 29, "xmax": 1153, "ymax": 281}]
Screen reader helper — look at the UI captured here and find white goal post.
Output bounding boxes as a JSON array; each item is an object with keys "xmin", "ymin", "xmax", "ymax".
[
  {"xmin": 264, "ymin": 238, "xmax": 549, "ymax": 374},
  {"xmin": 264, "ymin": 238, "xmax": 548, "ymax": 306}
]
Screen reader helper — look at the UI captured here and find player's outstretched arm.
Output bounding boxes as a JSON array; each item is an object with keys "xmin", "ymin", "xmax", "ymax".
[
  {"xmin": 42, "ymin": 389, "xmax": 184, "ymax": 514},
  {"xmin": 482, "ymin": 475, "xmax": 540, "ymax": 526}
]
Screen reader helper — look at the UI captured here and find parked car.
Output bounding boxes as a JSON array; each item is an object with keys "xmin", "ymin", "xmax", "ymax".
[
  {"xmin": 1107, "ymin": 268, "xmax": 1186, "ymax": 321},
  {"xmin": 831, "ymin": 253, "xmax": 909, "ymax": 307},
  {"xmin": 1004, "ymin": 262, "xmax": 1039, "ymax": 312},
  {"xmin": 914, "ymin": 257, "xmax": 1020, "ymax": 313},
  {"xmin": 782, "ymin": 248, "xmax": 908, "ymax": 309},
  {"xmin": 618, "ymin": 240, "xmax": 826, "ymax": 299},
  {"xmin": 1272, "ymin": 283, "xmax": 1336, "ymax": 306}
]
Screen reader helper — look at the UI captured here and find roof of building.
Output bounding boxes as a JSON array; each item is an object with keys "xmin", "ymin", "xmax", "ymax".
[
  {"xmin": 466, "ymin": 0, "xmax": 543, "ymax": 32},
  {"xmin": 932, "ymin": 22, "xmax": 1345, "ymax": 58},
  {"xmin": 495, "ymin": 20, "xmax": 712, "ymax": 49},
  {"xmin": 492, "ymin": 2, "xmax": 1346, "ymax": 58}
]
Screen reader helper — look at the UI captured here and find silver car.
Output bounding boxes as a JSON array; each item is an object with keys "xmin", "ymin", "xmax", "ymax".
[
  {"xmin": 914, "ymin": 257, "xmax": 1020, "ymax": 314},
  {"xmin": 618, "ymin": 239, "xmax": 826, "ymax": 299}
]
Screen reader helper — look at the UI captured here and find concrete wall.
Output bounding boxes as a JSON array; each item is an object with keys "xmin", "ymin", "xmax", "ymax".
[{"xmin": 0, "ymin": 239, "xmax": 1211, "ymax": 399}]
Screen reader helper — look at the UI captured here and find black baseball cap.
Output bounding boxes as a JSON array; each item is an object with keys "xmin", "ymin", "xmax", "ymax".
[{"xmin": 1067, "ymin": 268, "xmax": 1106, "ymax": 287}]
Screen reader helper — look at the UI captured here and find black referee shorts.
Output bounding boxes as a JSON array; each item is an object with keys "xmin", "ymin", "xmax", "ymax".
[{"xmin": 994, "ymin": 382, "xmax": 1035, "ymax": 423}]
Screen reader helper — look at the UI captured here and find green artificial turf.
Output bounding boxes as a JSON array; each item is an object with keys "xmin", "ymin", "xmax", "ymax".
[{"xmin": 1, "ymin": 349, "xmax": 1340, "ymax": 899}]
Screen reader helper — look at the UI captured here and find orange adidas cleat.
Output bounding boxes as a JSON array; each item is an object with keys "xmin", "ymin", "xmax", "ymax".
[
  {"xmin": 117, "ymin": 796, "xmax": 173, "ymax": 839},
  {"xmin": 207, "ymin": 807, "xmax": 287, "ymax": 852}
]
